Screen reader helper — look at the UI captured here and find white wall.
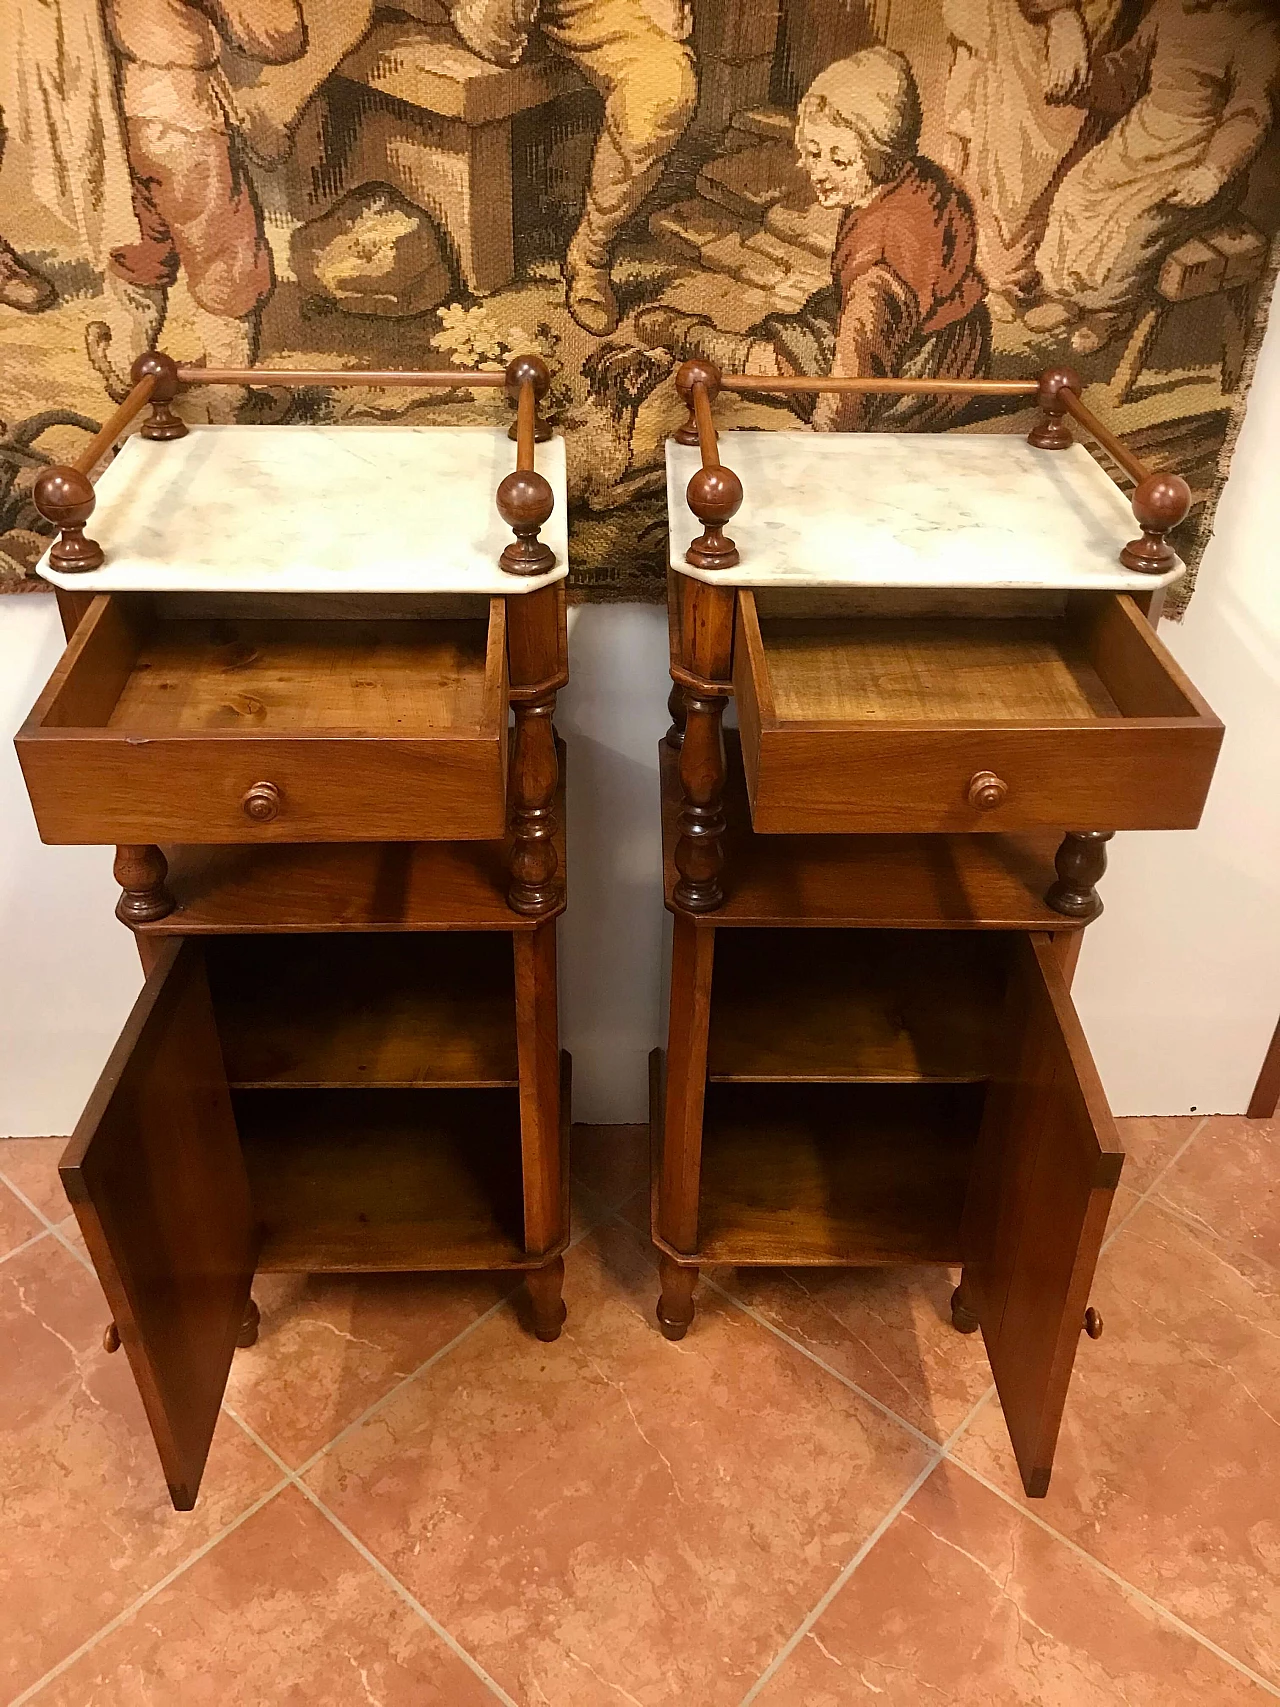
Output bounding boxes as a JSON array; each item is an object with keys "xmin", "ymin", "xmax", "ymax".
[
  {"xmin": 4, "ymin": 324, "xmax": 1280, "ymax": 1130},
  {"xmin": 0, "ymin": 600, "xmax": 142, "ymax": 1135},
  {"xmin": 1070, "ymin": 308, "xmax": 1280, "ymax": 1115}
]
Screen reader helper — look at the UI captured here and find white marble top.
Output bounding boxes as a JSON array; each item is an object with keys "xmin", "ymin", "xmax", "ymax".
[
  {"xmin": 38, "ymin": 424, "xmax": 568, "ymax": 594},
  {"xmin": 667, "ymin": 431, "xmax": 1184, "ymax": 592}
]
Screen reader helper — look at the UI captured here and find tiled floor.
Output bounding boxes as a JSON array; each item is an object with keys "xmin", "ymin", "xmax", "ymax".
[{"xmin": 2, "ymin": 1115, "xmax": 1277, "ymax": 1705}]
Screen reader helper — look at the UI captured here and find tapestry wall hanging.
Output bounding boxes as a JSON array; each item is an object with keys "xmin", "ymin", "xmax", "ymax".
[{"xmin": 1, "ymin": 0, "xmax": 1277, "ymax": 605}]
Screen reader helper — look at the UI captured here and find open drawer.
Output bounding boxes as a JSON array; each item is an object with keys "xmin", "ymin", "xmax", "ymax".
[
  {"xmin": 17, "ymin": 592, "xmax": 509, "ymax": 843},
  {"xmin": 732, "ymin": 590, "xmax": 1223, "ymax": 834},
  {"xmin": 59, "ymin": 935, "xmax": 566, "ymax": 1509},
  {"xmin": 655, "ymin": 930, "xmax": 1123, "ymax": 1498}
]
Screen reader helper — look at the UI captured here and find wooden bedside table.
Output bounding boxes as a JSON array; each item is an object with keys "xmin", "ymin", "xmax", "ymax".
[
  {"xmin": 654, "ymin": 361, "xmax": 1225, "ymax": 1500},
  {"xmin": 14, "ymin": 354, "xmax": 570, "ymax": 1510}
]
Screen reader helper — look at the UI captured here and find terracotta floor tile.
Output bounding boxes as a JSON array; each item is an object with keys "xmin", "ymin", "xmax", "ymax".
[
  {"xmin": 0, "ymin": 1177, "xmax": 44, "ymax": 1261},
  {"xmin": 0, "ymin": 1238, "xmax": 280, "ymax": 1699},
  {"xmin": 305, "ymin": 1220, "xmax": 932, "ymax": 1707},
  {"xmin": 1147, "ymin": 1116, "xmax": 1278, "ymax": 1297},
  {"xmin": 34, "ymin": 1485, "xmax": 500, "ymax": 1706},
  {"xmin": 715, "ymin": 1263, "xmax": 992, "ymax": 1443},
  {"xmin": 570, "ymin": 1122, "xmax": 649, "ymax": 1209},
  {"xmin": 0, "ymin": 1137, "xmax": 68, "ymax": 1223},
  {"xmin": 753, "ymin": 1462, "xmax": 1273, "ymax": 1705},
  {"xmin": 1114, "ymin": 1115, "xmax": 1204, "ymax": 1193},
  {"xmin": 224, "ymin": 1269, "xmax": 520, "ymax": 1468},
  {"xmin": 953, "ymin": 1198, "xmax": 1280, "ymax": 1685}
]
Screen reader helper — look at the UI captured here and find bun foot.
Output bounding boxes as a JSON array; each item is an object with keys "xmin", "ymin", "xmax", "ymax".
[
  {"xmin": 237, "ymin": 1296, "xmax": 260, "ymax": 1348},
  {"xmin": 950, "ymin": 1283, "xmax": 980, "ymax": 1335},
  {"xmin": 527, "ymin": 1256, "xmax": 566, "ymax": 1342},
  {"xmin": 658, "ymin": 1255, "xmax": 697, "ymax": 1340}
]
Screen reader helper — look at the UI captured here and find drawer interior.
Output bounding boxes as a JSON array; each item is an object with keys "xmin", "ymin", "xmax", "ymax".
[
  {"xmin": 696, "ymin": 927, "xmax": 1011, "ymax": 1265},
  {"xmin": 37, "ymin": 593, "xmax": 503, "ymax": 737},
  {"xmin": 204, "ymin": 931, "xmax": 528, "ymax": 1270},
  {"xmin": 747, "ymin": 590, "xmax": 1204, "ymax": 727}
]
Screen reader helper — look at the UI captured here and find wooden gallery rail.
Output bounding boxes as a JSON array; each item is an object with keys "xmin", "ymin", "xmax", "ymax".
[
  {"xmin": 31, "ymin": 349, "xmax": 558, "ymax": 580},
  {"xmin": 672, "ymin": 358, "xmax": 1192, "ymax": 577}
]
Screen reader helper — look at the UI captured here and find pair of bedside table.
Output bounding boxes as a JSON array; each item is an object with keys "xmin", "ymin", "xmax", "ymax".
[{"xmin": 15, "ymin": 354, "xmax": 1223, "ymax": 1510}]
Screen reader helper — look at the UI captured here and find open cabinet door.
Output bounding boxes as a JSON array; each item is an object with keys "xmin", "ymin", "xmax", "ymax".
[
  {"xmin": 60, "ymin": 939, "xmax": 257, "ymax": 1510},
  {"xmin": 960, "ymin": 934, "xmax": 1124, "ymax": 1498}
]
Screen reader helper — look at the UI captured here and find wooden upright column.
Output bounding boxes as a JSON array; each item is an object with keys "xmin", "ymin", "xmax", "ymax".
[
  {"xmin": 671, "ymin": 577, "xmax": 736, "ymax": 914},
  {"xmin": 505, "ymin": 584, "xmax": 567, "ymax": 918}
]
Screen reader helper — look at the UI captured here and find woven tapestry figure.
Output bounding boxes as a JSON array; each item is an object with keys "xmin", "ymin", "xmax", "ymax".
[{"xmin": 0, "ymin": 0, "xmax": 1277, "ymax": 602}]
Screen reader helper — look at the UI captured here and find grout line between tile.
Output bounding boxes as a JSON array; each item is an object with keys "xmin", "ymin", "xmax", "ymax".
[
  {"xmin": 736, "ymin": 1386, "xmax": 1021, "ymax": 1706},
  {"xmin": 948, "ymin": 1458, "xmax": 1280, "ymax": 1700},
  {"xmin": 224, "ymin": 1407, "xmax": 519, "ymax": 1707},
  {"xmin": 287, "ymin": 1205, "xmax": 606, "ymax": 1480},
  {"xmin": 0, "ymin": 1227, "xmax": 51, "ymax": 1267},
  {"xmin": 0, "ymin": 1170, "xmax": 93, "ymax": 1275},
  {"xmin": 700, "ymin": 1272, "xmax": 941, "ymax": 1453},
  {"xmin": 1102, "ymin": 1116, "xmax": 1211, "ymax": 1251},
  {"xmin": 7, "ymin": 1477, "xmax": 291, "ymax": 1707}
]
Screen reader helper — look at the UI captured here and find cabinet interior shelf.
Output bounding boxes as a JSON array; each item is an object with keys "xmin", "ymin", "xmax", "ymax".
[
  {"xmin": 210, "ymin": 933, "xmax": 518, "ymax": 1089},
  {"xmin": 708, "ymin": 929, "xmax": 1006, "ymax": 1084},
  {"xmin": 697, "ymin": 1081, "xmax": 982, "ymax": 1267},
  {"xmin": 238, "ymin": 1087, "xmax": 528, "ymax": 1271}
]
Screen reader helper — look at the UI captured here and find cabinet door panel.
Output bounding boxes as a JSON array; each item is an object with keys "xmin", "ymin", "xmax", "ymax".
[
  {"xmin": 59, "ymin": 939, "xmax": 256, "ymax": 1510},
  {"xmin": 961, "ymin": 934, "xmax": 1123, "ymax": 1497}
]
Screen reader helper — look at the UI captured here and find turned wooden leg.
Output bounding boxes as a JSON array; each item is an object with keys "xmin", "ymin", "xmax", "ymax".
[
  {"xmin": 236, "ymin": 1296, "xmax": 260, "ymax": 1348},
  {"xmin": 508, "ymin": 693, "xmax": 562, "ymax": 917},
  {"xmin": 114, "ymin": 844, "xmax": 175, "ymax": 924},
  {"xmin": 657, "ymin": 1255, "xmax": 698, "ymax": 1340},
  {"xmin": 526, "ymin": 1256, "xmax": 567, "ymax": 1342},
  {"xmin": 1045, "ymin": 830, "xmax": 1114, "ymax": 920},
  {"xmin": 665, "ymin": 680, "xmax": 687, "ymax": 750},
  {"xmin": 673, "ymin": 692, "xmax": 727, "ymax": 913},
  {"xmin": 950, "ymin": 1272, "xmax": 980, "ymax": 1335}
]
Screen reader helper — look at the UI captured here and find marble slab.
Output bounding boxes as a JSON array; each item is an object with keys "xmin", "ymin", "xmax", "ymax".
[
  {"xmin": 667, "ymin": 431, "xmax": 1184, "ymax": 592},
  {"xmin": 38, "ymin": 424, "xmax": 568, "ymax": 594}
]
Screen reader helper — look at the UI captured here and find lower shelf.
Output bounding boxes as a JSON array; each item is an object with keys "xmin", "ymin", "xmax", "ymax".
[
  {"xmin": 696, "ymin": 1081, "xmax": 984, "ymax": 1266},
  {"xmin": 237, "ymin": 1088, "xmax": 528, "ymax": 1271}
]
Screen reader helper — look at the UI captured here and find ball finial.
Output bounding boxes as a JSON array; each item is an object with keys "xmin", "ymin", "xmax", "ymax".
[
  {"xmin": 505, "ymin": 353, "xmax": 551, "ymax": 400},
  {"xmin": 33, "ymin": 465, "xmax": 104, "ymax": 572}
]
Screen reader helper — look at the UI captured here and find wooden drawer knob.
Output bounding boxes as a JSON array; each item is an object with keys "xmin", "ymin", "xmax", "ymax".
[
  {"xmin": 103, "ymin": 1321, "xmax": 121, "ymax": 1353},
  {"xmin": 967, "ymin": 770, "xmax": 1008, "ymax": 810},
  {"xmin": 1083, "ymin": 1307, "xmax": 1103, "ymax": 1339},
  {"xmin": 241, "ymin": 781, "xmax": 282, "ymax": 823}
]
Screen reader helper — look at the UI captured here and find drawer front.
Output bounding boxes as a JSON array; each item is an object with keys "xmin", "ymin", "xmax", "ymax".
[
  {"xmin": 745, "ymin": 722, "xmax": 1223, "ymax": 834},
  {"xmin": 18, "ymin": 733, "xmax": 509, "ymax": 843}
]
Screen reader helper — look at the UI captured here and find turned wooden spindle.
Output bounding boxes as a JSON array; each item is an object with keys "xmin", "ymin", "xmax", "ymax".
[
  {"xmin": 526, "ymin": 1256, "xmax": 567, "ymax": 1342},
  {"xmin": 673, "ymin": 691, "xmax": 729, "ymax": 912},
  {"xmin": 1045, "ymin": 830, "xmax": 1115, "ymax": 920},
  {"xmin": 1121, "ymin": 471, "xmax": 1192, "ymax": 575},
  {"xmin": 498, "ymin": 355, "xmax": 556, "ymax": 576},
  {"xmin": 113, "ymin": 844, "xmax": 175, "ymax": 924},
  {"xmin": 32, "ymin": 466, "xmax": 104, "ymax": 573},
  {"xmin": 508, "ymin": 694, "xmax": 561, "ymax": 915},
  {"xmin": 132, "ymin": 350, "xmax": 188, "ymax": 440},
  {"xmin": 1027, "ymin": 365, "xmax": 1082, "ymax": 451},
  {"xmin": 665, "ymin": 680, "xmax": 687, "ymax": 749},
  {"xmin": 505, "ymin": 352, "xmax": 553, "ymax": 443},
  {"xmin": 657, "ymin": 1255, "xmax": 698, "ymax": 1340},
  {"xmin": 674, "ymin": 359, "xmax": 742, "ymax": 570}
]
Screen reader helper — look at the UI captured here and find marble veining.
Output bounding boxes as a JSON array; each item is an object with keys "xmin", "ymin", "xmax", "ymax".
[
  {"xmin": 667, "ymin": 431, "xmax": 1184, "ymax": 591},
  {"xmin": 38, "ymin": 425, "xmax": 568, "ymax": 593}
]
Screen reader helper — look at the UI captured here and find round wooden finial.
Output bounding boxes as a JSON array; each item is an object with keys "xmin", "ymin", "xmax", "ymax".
[
  {"xmin": 131, "ymin": 349, "xmax": 180, "ymax": 400},
  {"xmin": 504, "ymin": 352, "xmax": 551, "ymax": 400},
  {"xmin": 132, "ymin": 349, "xmax": 188, "ymax": 440},
  {"xmin": 685, "ymin": 463, "xmax": 742, "ymax": 570},
  {"xmin": 1121, "ymin": 471, "xmax": 1191, "ymax": 574},
  {"xmin": 674, "ymin": 357, "xmax": 722, "ymax": 408},
  {"xmin": 498, "ymin": 467, "xmax": 556, "ymax": 575},
  {"xmin": 33, "ymin": 464, "xmax": 104, "ymax": 572},
  {"xmin": 1028, "ymin": 365, "xmax": 1082, "ymax": 451}
]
